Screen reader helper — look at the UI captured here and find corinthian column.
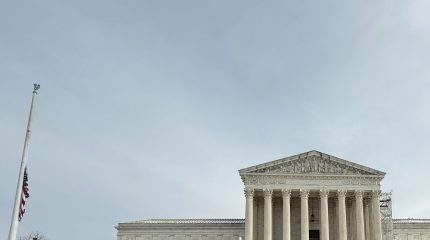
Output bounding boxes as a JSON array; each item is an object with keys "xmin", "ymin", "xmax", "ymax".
[
  {"xmin": 264, "ymin": 189, "xmax": 273, "ymax": 240},
  {"xmin": 282, "ymin": 189, "xmax": 291, "ymax": 240},
  {"xmin": 300, "ymin": 189, "xmax": 310, "ymax": 240},
  {"xmin": 320, "ymin": 190, "xmax": 330, "ymax": 240},
  {"xmin": 338, "ymin": 190, "xmax": 347, "ymax": 240},
  {"xmin": 371, "ymin": 190, "xmax": 382, "ymax": 240},
  {"xmin": 355, "ymin": 190, "xmax": 365, "ymax": 240},
  {"xmin": 245, "ymin": 188, "xmax": 255, "ymax": 240},
  {"xmin": 364, "ymin": 198, "xmax": 370, "ymax": 240}
]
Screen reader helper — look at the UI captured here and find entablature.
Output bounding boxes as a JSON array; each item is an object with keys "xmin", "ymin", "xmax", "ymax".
[{"xmin": 241, "ymin": 173, "xmax": 382, "ymax": 191}]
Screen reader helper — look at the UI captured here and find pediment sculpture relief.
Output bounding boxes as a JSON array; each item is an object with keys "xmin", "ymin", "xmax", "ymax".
[{"xmin": 251, "ymin": 155, "xmax": 371, "ymax": 175}]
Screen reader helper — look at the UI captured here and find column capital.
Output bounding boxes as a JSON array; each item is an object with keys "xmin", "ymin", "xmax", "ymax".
[
  {"xmin": 355, "ymin": 190, "xmax": 364, "ymax": 199},
  {"xmin": 282, "ymin": 189, "xmax": 292, "ymax": 198},
  {"xmin": 371, "ymin": 190, "xmax": 381, "ymax": 198},
  {"xmin": 337, "ymin": 189, "xmax": 347, "ymax": 198},
  {"xmin": 320, "ymin": 189, "xmax": 329, "ymax": 199},
  {"xmin": 300, "ymin": 189, "xmax": 310, "ymax": 199},
  {"xmin": 244, "ymin": 188, "xmax": 255, "ymax": 198},
  {"xmin": 363, "ymin": 197, "xmax": 371, "ymax": 205},
  {"xmin": 263, "ymin": 189, "xmax": 273, "ymax": 197}
]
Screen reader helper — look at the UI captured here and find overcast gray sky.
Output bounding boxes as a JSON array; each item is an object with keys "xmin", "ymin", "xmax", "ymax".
[{"xmin": 1, "ymin": 1, "xmax": 430, "ymax": 239}]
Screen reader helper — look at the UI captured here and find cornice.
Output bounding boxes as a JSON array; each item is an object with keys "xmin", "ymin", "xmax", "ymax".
[
  {"xmin": 241, "ymin": 173, "xmax": 384, "ymax": 182},
  {"xmin": 116, "ymin": 220, "xmax": 246, "ymax": 231}
]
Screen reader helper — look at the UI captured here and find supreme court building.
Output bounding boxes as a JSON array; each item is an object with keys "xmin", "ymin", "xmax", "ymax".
[{"xmin": 116, "ymin": 150, "xmax": 430, "ymax": 240}]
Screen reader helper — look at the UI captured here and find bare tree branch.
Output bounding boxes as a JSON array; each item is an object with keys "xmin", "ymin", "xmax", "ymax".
[{"xmin": 18, "ymin": 231, "xmax": 49, "ymax": 240}]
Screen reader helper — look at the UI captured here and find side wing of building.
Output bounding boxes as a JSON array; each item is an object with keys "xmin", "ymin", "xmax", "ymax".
[
  {"xmin": 116, "ymin": 219, "xmax": 245, "ymax": 240},
  {"xmin": 393, "ymin": 219, "xmax": 430, "ymax": 240}
]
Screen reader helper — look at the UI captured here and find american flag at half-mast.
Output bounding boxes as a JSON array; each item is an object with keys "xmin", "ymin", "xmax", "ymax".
[{"xmin": 18, "ymin": 168, "xmax": 29, "ymax": 221}]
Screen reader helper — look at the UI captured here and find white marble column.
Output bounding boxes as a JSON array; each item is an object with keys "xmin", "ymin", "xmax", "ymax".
[
  {"xmin": 253, "ymin": 198, "xmax": 258, "ymax": 240},
  {"xmin": 371, "ymin": 190, "xmax": 382, "ymax": 240},
  {"xmin": 300, "ymin": 189, "xmax": 310, "ymax": 240},
  {"xmin": 347, "ymin": 200, "xmax": 351, "ymax": 240},
  {"xmin": 264, "ymin": 189, "xmax": 273, "ymax": 240},
  {"xmin": 352, "ymin": 199, "xmax": 356, "ymax": 240},
  {"xmin": 282, "ymin": 189, "xmax": 291, "ymax": 240},
  {"xmin": 320, "ymin": 190, "xmax": 330, "ymax": 240},
  {"xmin": 355, "ymin": 190, "xmax": 365, "ymax": 240},
  {"xmin": 335, "ymin": 199, "xmax": 339, "ymax": 240},
  {"xmin": 364, "ymin": 198, "xmax": 371, "ymax": 240},
  {"xmin": 338, "ymin": 190, "xmax": 347, "ymax": 240},
  {"xmin": 245, "ymin": 188, "xmax": 255, "ymax": 240},
  {"xmin": 368, "ymin": 196, "xmax": 374, "ymax": 240}
]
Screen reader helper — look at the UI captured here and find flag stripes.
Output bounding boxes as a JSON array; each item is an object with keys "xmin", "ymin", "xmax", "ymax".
[{"xmin": 18, "ymin": 168, "xmax": 29, "ymax": 221}]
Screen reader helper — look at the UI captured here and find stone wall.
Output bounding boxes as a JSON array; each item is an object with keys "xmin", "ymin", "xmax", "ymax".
[
  {"xmin": 117, "ymin": 218, "xmax": 430, "ymax": 240},
  {"xmin": 116, "ymin": 220, "xmax": 245, "ymax": 240},
  {"xmin": 393, "ymin": 220, "xmax": 430, "ymax": 240}
]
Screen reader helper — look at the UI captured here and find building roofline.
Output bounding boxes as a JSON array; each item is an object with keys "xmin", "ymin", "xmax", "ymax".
[
  {"xmin": 238, "ymin": 150, "xmax": 386, "ymax": 176},
  {"xmin": 119, "ymin": 218, "xmax": 245, "ymax": 225},
  {"xmin": 393, "ymin": 219, "xmax": 430, "ymax": 224}
]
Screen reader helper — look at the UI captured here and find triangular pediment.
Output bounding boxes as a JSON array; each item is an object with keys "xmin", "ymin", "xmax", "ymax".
[{"xmin": 239, "ymin": 150, "xmax": 385, "ymax": 176}]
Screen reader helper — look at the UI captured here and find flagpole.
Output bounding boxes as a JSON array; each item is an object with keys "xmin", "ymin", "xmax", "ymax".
[{"xmin": 8, "ymin": 84, "xmax": 41, "ymax": 240}]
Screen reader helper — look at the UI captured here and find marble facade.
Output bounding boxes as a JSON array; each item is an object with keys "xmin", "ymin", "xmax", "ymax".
[
  {"xmin": 393, "ymin": 219, "xmax": 430, "ymax": 240},
  {"xmin": 116, "ymin": 150, "xmax": 430, "ymax": 240},
  {"xmin": 240, "ymin": 151, "xmax": 384, "ymax": 240}
]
